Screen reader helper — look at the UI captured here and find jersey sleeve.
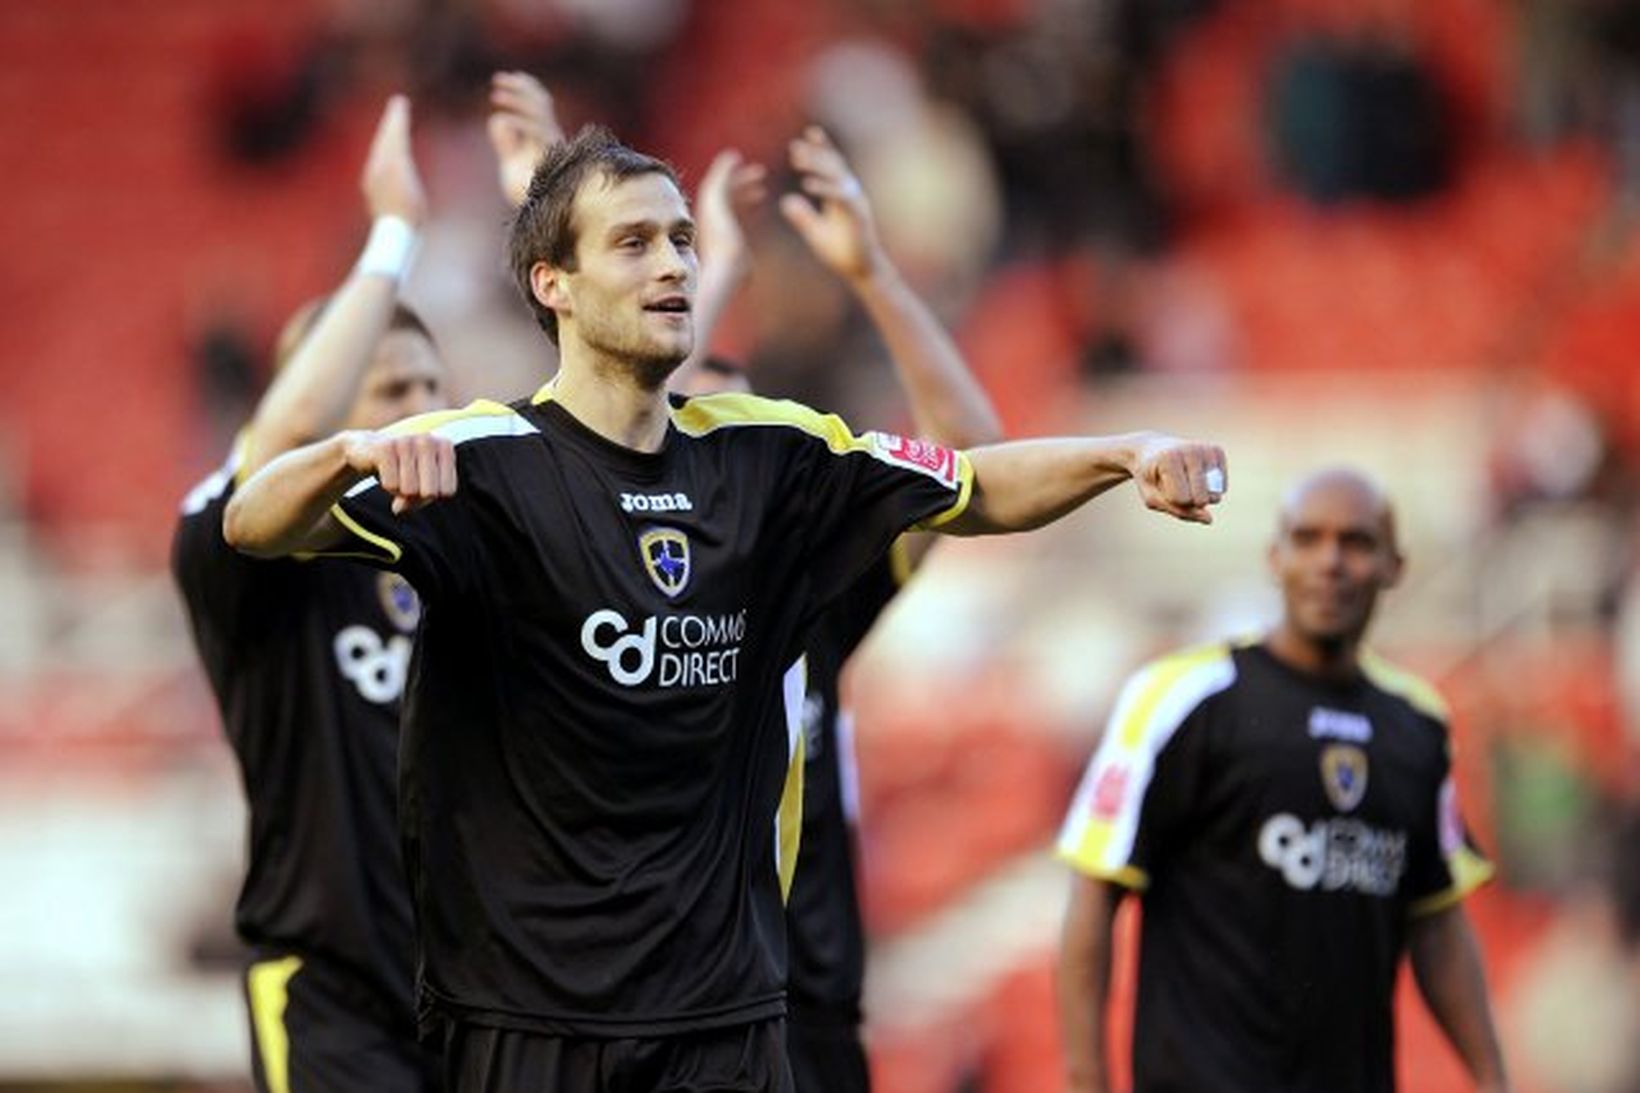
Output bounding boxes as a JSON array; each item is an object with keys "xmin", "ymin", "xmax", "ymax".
[
  {"xmin": 171, "ymin": 447, "xmax": 301, "ymax": 642},
  {"xmin": 786, "ymin": 415, "xmax": 972, "ymax": 610},
  {"xmin": 320, "ymin": 400, "xmax": 524, "ymax": 601},
  {"xmin": 1405, "ymin": 753, "xmax": 1495, "ymax": 916},
  {"xmin": 1056, "ymin": 645, "xmax": 1237, "ymax": 889}
]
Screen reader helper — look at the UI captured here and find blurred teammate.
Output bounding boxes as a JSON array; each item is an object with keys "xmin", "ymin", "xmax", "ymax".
[
  {"xmin": 1057, "ymin": 468, "xmax": 1511, "ymax": 1093},
  {"xmin": 680, "ymin": 127, "xmax": 1003, "ymax": 1093},
  {"xmin": 223, "ymin": 124, "xmax": 1228, "ymax": 1092},
  {"xmin": 172, "ymin": 77, "xmax": 557, "ymax": 1093}
]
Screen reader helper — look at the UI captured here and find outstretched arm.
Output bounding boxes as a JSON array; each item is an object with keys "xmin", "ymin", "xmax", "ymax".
[
  {"xmin": 224, "ymin": 430, "xmax": 458, "ymax": 558},
  {"xmin": 1408, "ymin": 905, "xmax": 1512, "ymax": 1093},
  {"xmin": 783, "ymin": 126, "xmax": 1001, "ymax": 449},
  {"xmin": 240, "ymin": 95, "xmax": 427, "ymax": 481},
  {"xmin": 1059, "ymin": 876, "xmax": 1125, "ymax": 1093},
  {"xmin": 941, "ymin": 431, "xmax": 1226, "ymax": 535}
]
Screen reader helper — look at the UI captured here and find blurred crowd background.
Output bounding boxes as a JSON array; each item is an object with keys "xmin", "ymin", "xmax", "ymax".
[{"xmin": 1, "ymin": 0, "xmax": 1638, "ymax": 1090}]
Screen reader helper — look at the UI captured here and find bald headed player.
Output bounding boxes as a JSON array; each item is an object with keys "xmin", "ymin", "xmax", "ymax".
[{"xmin": 1056, "ymin": 468, "xmax": 1512, "ymax": 1093}]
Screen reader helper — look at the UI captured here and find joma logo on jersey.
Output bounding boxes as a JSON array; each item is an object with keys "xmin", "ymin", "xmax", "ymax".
[
  {"xmin": 620, "ymin": 491, "xmax": 693, "ymax": 514},
  {"xmin": 640, "ymin": 527, "xmax": 691, "ymax": 598},
  {"xmin": 869, "ymin": 432, "xmax": 960, "ymax": 487},
  {"xmin": 1308, "ymin": 706, "xmax": 1373, "ymax": 743}
]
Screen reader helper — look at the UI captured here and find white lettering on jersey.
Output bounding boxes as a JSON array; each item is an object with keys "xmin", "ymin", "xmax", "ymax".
[
  {"xmin": 619, "ymin": 491, "xmax": 694, "ymax": 514},
  {"xmin": 1257, "ymin": 813, "xmax": 1406, "ymax": 896},
  {"xmin": 580, "ymin": 608, "xmax": 746, "ymax": 688},
  {"xmin": 1308, "ymin": 706, "xmax": 1374, "ymax": 743},
  {"xmin": 333, "ymin": 625, "xmax": 412, "ymax": 704}
]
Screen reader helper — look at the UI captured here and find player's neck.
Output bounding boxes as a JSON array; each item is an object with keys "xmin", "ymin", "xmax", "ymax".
[
  {"xmin": 1264, "ymin": 623, "xmax": 1362, "ymax": 682},
  {"xmin": 551, "ymin": 350, "xmax": 674, "ymax": 453}
]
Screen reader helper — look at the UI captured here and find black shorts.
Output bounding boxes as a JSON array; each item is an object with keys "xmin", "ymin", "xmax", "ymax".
[
  {"xmin": 441, "ymin": 1018, "xmax": 794, "ymax": 1093},
  {"xmin": 788, "ymin": 1007, "xmax": 869, "ymax": 1093},
  {"xmin": 243, "ymin": 954, "xmax": 439, "ymax": 1093}
]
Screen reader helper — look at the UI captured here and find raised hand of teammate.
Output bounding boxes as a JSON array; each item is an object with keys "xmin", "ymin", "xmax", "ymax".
[
  {"xmin": 780, "ymin": 126, "xmax": 884, "ymax": 285},
  {"xmin": 342, "ymin": 432, "xmax": 458, "ymax": 515},
  {"xmin": 488, "ymin": 71, "xmax": 563, "ymax": 209},
  {"xmin": 1131, "ymin": 435, "xmax": 1228, "ymax": 524},
  {"xmin": 695, "ymin": 148, "xmax": 767, "ymax": 283},
  {"xmin": 362, "ymin": 94, "xmax": 428, "ymax": 229}
]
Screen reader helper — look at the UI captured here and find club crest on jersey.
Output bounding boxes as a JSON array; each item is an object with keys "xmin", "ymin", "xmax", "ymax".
[
  {"xmin": 1320, "ymin": 744, "xmax": 1369, "ymax": 812},
  {"xmin": 377, "ymin": 572, "xmax": 421, "ymax": 632},
  {"xmin": 639, "ymin": 527, "xmax": 691, "ymax": 598}
]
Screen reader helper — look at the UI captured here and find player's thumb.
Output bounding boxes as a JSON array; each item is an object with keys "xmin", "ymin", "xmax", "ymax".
[{"xmin": 779, "ymin": 193, "xmax": 822, "ymax": 240}]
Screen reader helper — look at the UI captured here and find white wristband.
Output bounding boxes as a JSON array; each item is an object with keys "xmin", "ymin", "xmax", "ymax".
[{"xmin": 354, "ymin": 216, "xmax": 419, "ymax": 282}]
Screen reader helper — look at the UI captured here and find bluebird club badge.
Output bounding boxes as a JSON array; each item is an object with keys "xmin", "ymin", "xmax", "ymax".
[{"xmin": 639, "ymin": 527, "xmax": 691, "ymax": 598}]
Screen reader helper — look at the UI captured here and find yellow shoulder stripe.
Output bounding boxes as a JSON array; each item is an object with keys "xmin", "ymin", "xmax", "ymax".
[
  {"xmin": 1361, "ymin": 651, "xmax": 1450, "ymax": 722},
  {"xmin": 1117, "ymin": 642, "xmax": 1234, "ymax": 749},
  {"xmin": 382, "ymin": 398, "xmax": 518, "ymax": 438},
  {"xmin": 672, "ymin": 392, "xmax": 873, "ymax": 454}
]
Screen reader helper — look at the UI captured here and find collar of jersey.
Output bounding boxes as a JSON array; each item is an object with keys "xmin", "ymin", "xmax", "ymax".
[{"xmin": 530, "ymin": 381, "xmax": 672, "ymax": 480}]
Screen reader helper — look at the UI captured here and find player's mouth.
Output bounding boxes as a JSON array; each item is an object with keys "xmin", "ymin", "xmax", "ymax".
[{"xmin": 644, "ymin": 295, "xmax": 692, "ymax": 319}]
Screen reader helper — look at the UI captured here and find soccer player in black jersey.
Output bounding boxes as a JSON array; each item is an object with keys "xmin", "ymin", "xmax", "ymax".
[
  {"xmin": 173, "ymin": 81, "xmax": 558, "ymax": 1093},
  {"xmin": 222, "ymin": 125, "xmax": 1228, "ymax": 1093},
  {"xmin": 677, "ymin": 128, "xmax": 1004, "ymax": 1093},
  {"xmin": 1057, "ymin": 468, "xmax": 1511, "ymax": 1093}
]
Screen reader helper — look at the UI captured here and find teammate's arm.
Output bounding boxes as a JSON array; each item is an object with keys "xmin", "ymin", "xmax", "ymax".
[
  {"xmin": 223, "ymin": 431, "xmax": 457, "ymax": 558},
  {"xmin": 240, "ymin": 96, "xmax": 426, "ymax": 481},
  {"xmin": 1407, "ymin": 904, "xmax": 1512, "ymax": 1093},
  {"xmin": 1058, "ymin": 875, "xmax": 1124, "ymax": 1093},
  {"xmin": 782, "ymin": 126, "xmax": 1002, "ymax": 449},
  {"xmin": 941, "ymin": 432, "xmax": 1226, "ymax": 535},
  {"xmin": 673, "ymin": 149, "xmax": 767, "ymax": 385},
  {"xmin": 487, "ymin": 71, "xmax": 563, "ymax": 209}
]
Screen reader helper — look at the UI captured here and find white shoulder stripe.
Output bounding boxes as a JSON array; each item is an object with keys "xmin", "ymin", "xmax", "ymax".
[
  {"xmin": 346, "ymin": 408, "xmax": 538, "ymax": 498},
  {"xmin": 1057, "ymin": 646, "xmax": 1237, "ymax": 882}
]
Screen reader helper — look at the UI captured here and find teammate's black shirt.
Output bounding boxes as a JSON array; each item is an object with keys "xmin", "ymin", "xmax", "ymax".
[
  {"xmin": 324, "ymin": 387, "xmax": 971, "ymax": 1037},
  {"xmin": 1058, "ymin": 641, "xmax": 1493, "ymax": 1093},
  {"xmin": 784, "ymin": 548, "xmax": 904, "ymax": 1018},
  {"xmin": 172, "ymin": 445, "xmax": 420, "ymax": 1023}
]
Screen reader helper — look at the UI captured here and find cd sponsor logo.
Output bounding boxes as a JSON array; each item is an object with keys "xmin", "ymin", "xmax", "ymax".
[
  {"xmin": 334, "ymin": 626, "xmax": 411, "ymax": 704},
  {"xmin": 580, "ymin": 608, "xmax": 747, "ymax": 688},
  {"xmin": 1257, "ymin": 813, "xmax": 1406, "ymax": 896}
]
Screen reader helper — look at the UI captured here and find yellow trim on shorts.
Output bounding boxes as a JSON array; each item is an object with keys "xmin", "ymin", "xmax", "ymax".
[{"xmin": 247, "ymin": 955, "xmax": 303, "ymax": 1093}]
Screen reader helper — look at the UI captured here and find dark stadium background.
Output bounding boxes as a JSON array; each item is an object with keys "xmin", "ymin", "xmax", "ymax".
[{"xmin": 0, "ymin": 0, "xmax": 1636, "ymax": 1090}]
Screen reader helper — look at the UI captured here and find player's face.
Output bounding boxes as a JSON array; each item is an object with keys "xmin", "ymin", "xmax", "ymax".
[
  {"xmin": 1268, "ymin": 482, "xmax": 1402, "ymax": 646},
  {"xmin": 346, "ymin": 329, "xmax": 447, "ymax": 431},
  {"xmin": 557, "ymin": 172, "xmax": 697, "ymax": 382}
]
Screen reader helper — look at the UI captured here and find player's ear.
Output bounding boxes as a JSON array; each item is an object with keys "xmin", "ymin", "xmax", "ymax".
[
  {"xmin": 531, "ymin": 261, "xmax": 570, "ymax": 314},
  {"xmin": 1381, "ymin": 548, "xmax": 1405, "ymax": 590}
]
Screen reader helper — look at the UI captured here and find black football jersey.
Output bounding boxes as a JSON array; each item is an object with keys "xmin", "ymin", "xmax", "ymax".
[
  {"xmin": 324, "ymin": 386, "xmax": 971, "ymax": 1036},
  {"xmin": 172, "ymin": 443, "xmax": 421, "ymax": 1022},
  {"xmin": 1058, "ymin": 641, "xmax": 1494, "ymax": 1093}
]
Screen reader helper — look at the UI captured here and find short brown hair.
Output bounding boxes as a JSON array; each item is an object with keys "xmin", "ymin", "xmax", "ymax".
[{"xmin": 506, "ymin": 125, "xmax": 682, "ymax": 345}]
